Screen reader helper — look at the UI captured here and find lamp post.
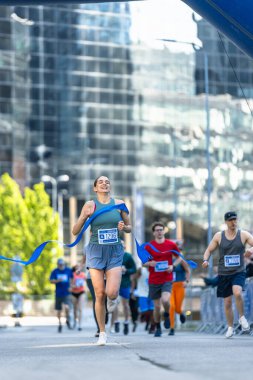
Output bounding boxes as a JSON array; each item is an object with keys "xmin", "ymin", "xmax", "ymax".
[
  {"xmin": 41, "ymin": 174, "xmax": 70, "ymax": 242},
  {"xmin": 158, "ymin": 38, "xmax": 212, "ymax": 276},
  {"xmin": 41, "ymin": 174, "xmax": 69, "ymax": 212}
]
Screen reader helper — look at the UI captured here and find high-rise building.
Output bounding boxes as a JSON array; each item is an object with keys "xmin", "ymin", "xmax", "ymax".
[{"xmin": 1, "ymin": 3, "xmax": 253, "ymax": 263}]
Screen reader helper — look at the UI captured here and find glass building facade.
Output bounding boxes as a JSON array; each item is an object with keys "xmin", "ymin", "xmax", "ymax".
[{"xmin": 1, "ymin": 2, "xmax": 253, "ymax": 266}]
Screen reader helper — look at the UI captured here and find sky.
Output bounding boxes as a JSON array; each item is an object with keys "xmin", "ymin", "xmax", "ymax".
[{"xmin": 130, "ymin": 0, "xmax": 201, "ymax": 51}]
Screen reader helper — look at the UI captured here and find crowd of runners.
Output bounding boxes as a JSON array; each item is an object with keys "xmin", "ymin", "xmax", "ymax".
[{"xmin": 49, "ymin": 176, "xmax": 253, "ymax": 345}]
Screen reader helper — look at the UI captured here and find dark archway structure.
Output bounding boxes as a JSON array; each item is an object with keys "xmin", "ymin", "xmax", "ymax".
[{"xmin": 1, "ymin": 0, "xmax": 252, "ymax": 59}]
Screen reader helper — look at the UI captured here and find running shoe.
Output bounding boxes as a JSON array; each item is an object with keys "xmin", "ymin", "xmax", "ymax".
[
  {"xmin": 66, "ymin": 316, "xmax": 71, "ymax": 329},
  {"xmin": 239, "ymin": 316, "xmax": 250, "ymax": 332},
  {"xmin": 97, "ymin": 332, "xmax": 107, "ymax": 346},
  {"xmin": 123, "ymin": 322, "xmax": 129, "ymax": 335},
  {"xmin": 225, "ymin": 326, "xmax": 234, "ymax": 338},
  {"xmin": 168, "ymin": 328, "xmax": 175, "ymax": 336},
  {"xmin": 114, "ymin": 321, "xmax": 120, "ymax": 333},
  {"xmin": 58, "ymin": 324, "xmax": 62, "ymax": 333},
  {"xmin": 180, "ymin": 313, "xmax": 186, "ymax": 324},
  {"xmin": 148, "ymin": 324, "xmax": 155, "ymax": 334},
  {"xmin": 154, "ymin": 327, "xmax": 162, "ymax": 337},
  {"xmin": 107, "ymin": 296, "xmax": 120, "ymax": 313},
  {"xmin": 163, "ymin": 312, "xmax": 170, "ymax": 329}
]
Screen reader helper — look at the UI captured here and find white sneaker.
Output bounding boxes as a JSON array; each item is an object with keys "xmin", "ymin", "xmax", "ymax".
[
  {"xmin": 239, "ymin": 316, "xmax": 250, "ymax": 331},
  {"xmin": 225, "ymin": 326, "xmax": 234, "ymax": 338},
  {"xmin": 107, "ymin": 296, "xmax": 120, "ymax": 313},
  {"xmin": 97, "ymin": 332, "xmax": 107, "ymax": 346}
]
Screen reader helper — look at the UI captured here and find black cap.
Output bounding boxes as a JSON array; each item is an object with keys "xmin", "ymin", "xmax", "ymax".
[{"xmin": 224, "ymin": 211, "xmax": 237, "ymax": 221}]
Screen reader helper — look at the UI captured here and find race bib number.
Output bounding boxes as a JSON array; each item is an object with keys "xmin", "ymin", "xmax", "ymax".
[
  {"xmin": 57, "ymin": 274, "xmax": 68, "ymax": 282},
  {"xmin": 224, "ymin": 255, "xmax": 240, "ymax": 267},
  {"xmin": 75, "ymin": 278, "xmax": 84, "ymax": 287},
  {"xmin": 155, "ymin": 261, "xmax": 169, "ymax": 272},
  {"xmin": 98, "ymin": 228, "xmax": 118, "ymax": 244}
]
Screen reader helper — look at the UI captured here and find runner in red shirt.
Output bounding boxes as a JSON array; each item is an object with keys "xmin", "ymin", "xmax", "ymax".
[{"xmin": 144, "ymin": 221, "xmax": 182, "ymax": 337}]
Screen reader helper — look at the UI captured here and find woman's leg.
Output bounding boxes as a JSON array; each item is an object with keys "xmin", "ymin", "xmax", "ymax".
[
  {"xmin": 87, "ymin": 278, "xmax": 99, "ymax": 332},
  {"xmin": 71, "ymin": 296, "xmax": 78, "ymax": 327},
  {"xmin": 105, "ymin": 267, "xmax": 122, "ymax": 300},
  {"xmin": 77, "ymin": 293, "xmax": 85, "ymax": 329},
  {"xmin": 89, "ymin": 269, "xmax": 106, "ymax": 333}
]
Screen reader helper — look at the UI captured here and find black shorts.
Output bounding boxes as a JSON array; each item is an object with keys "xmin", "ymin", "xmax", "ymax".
[
  {"xmin": 217, "ymin": 271, "xmax": 246, "ymax": 298},
  {"xmin": 72, "ymin": 291, "xmax": 85, "ymax": 299},
  {"xmin": 55, "ymin": 295, "xmax": 71, "ymax": 311},
  {"xmin": 148, "ymin": 282, "xmax": 172, "ymax": 300}
]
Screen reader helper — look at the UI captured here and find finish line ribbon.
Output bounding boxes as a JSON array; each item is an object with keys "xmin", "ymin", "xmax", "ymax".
[
  {"xmin": 143, "ymin": 242, "xmax": 198, "ymax": 269},
  {"xmin": 0, "ymin": 203, "xmax": 129, "ymax": 266},
  {"xmin": 0, "ymin": 203, "xmax": 197, "ymax": 268}
]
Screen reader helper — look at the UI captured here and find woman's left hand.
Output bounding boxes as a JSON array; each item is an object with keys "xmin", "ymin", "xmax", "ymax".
[{"xmin": 118, "ymin": 221, "xmax": 125, "ymax": 231}]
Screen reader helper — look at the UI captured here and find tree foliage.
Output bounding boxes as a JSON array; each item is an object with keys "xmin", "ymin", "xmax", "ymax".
[{"xmin": 0, "ymin": 173, "xmax": 63, "ymax": 296}]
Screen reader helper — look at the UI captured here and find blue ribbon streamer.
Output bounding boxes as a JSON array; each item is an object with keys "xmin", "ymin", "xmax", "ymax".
[
  {"xmin": 144, "ymin": 242, "xmax": 197, "ymax": 269},
  {"xmin": 0, "ymin": 202, "xmax": 197, "ymax": 268},
  {"xmin": 0, "ymin": 203, "xmax": 129, "ymax": 266}
]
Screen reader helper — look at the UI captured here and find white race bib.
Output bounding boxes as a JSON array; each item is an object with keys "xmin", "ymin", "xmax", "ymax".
[
  {"xmin": 57, "ymin": 274, "xmax": 68, "ymax": 282},
  {"xmin": 75, "ymin": 278, "xmax": 84, "ymax": 287},
  {"xmin": 224, "ymin": 255, "xmax": 240, "ymax": 267},
  {"xmin": 155, "ymin": 261, "xmax": 169, "ymax": 272},
  {"xmin": 98, "ymin": 228, "xmax": 118, "ymax": 244}
]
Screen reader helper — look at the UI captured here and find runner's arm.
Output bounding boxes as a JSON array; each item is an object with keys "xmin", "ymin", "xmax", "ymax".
[
  {"xmin": 202, "ymin": 232, "xmax": 220, "ymax": 268},
  {"xmin": 116, "ymin": 199, "xmax": 132, "ymax": 233},
  {"xmin": 72, "ymin": 201, "xmax": 94, "ymax": 235}
]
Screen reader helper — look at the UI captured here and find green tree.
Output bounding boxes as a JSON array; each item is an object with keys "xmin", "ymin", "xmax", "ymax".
[{"xmin": 0, "ymin": 173, "xmax": 63, "ymax": 296}]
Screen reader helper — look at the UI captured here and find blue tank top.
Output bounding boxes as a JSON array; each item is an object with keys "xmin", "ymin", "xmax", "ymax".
[
  {"xmin": 173, "ymin": 263, "xmax": 186, "ymax": 282},
  {"xmin": 89, "ymin": 198, "xmax": 122, "ymax": 245}
]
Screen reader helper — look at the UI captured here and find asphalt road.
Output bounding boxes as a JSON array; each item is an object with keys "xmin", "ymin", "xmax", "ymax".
[{"xmin": 0, "ymin": 317, "xmax": 253, "ymax": 380}]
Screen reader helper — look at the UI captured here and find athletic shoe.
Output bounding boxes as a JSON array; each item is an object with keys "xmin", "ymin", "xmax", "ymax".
[
  {"xmin": 180, "ymin": 313, "xmax": 186, "ymax": 324},
  {"xmin": 239, "ymin": 316, "xmax": 250, "ymax": 332},
  {"xmin": 66, "ymin": 317, "xmax": 71, "ymax": 329},
  {"xmin": 114, "ymin": 321, "xmax": 120, "ymax": 333},
  {"xmin": 154, "ymin": 327, "xmax": 162, "ymax": 337},
  {"xmin": 97, "ymin": 332, "xmax": 107, "ymax": 346},
  {"xmin": 58, "ymin": 325, "xmax": 62, "ymax": 333},
  {"xmin": 163, "ymin": 312, "xmax": 170, "ymax": 329},
  {"xmin": 78, "ymin": 327, "xmax": 82, "ymax": 331},
  {"xmin": 225, "ymin": 326, "xmax": 234, "ymax": 338},
  {"xmin": 107, "ymin": 297, "xmax": 120, "ymax": 313},
  {"xmin": 169, "ymin": 328, "xmax": 175, "ymax": 336},
  {"xmin": 123, "ymin": 322, "xmax": 129, "ymax": 335}
]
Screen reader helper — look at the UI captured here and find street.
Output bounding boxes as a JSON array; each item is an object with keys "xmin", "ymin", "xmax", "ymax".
[{"xmin": 0, "ymin": 315, "xmax": 253, "ymax": 380}]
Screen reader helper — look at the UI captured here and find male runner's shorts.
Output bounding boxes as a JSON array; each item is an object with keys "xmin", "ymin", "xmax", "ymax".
[
  {"xmin": 217, "ymin": 271, "xmax": 246, "ymax": 298},
  {"xmin": 55, "ymin": 295, "xmax": 71, "ymax": 311},
  {"xmin": 138, "ymin": 297, "xmax": 154, "ymax": 312},
  {"xmin": 148, "ymin": 282, "xmax": 172, "ymax": 300},
  {"xmin": 86, "ymin": 243, "xmax": 124, "ymax": 271},
  {"xmin": 119, "ymin": 286, "xmax": 131, "ymax": 299}
]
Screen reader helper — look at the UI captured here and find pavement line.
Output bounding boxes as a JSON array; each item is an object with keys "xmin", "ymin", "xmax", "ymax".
[{"xmin": 28, "ymin": 342, "xmax": 132, "ymax": 349}]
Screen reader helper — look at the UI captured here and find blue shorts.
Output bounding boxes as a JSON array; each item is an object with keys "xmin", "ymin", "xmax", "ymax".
[
  {"xmin": 86, "ymin": 243, "xmax": 124, "ymax": 271},
  {"xmin": 119, "ymin": 287, "xmax": 131, "ymax": 299},
  {"xmin": 138, "ymin": 297, "xmax": 154, "ymax": 312},
  {"xmin": 217, "ymin": 271, "xmax": 246, "ymax": 298}
]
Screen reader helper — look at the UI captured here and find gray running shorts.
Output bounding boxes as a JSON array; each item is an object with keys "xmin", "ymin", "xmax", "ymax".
[
  {"xmin": 86, "ymin": 243, "xmax": 124, "ymax": 271},
  {"xmin": 55, "ymin": 295, "xmax": 71, "ymax": 311},
  {"xmin": 148, "ymin": 282, "xmax": 172, "ymax": 300}
]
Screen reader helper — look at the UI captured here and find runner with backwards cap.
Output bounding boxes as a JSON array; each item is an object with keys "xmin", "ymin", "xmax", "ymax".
[{"xmin": 202, "ymin": 211, "xmax": 253, "ymax": 338}]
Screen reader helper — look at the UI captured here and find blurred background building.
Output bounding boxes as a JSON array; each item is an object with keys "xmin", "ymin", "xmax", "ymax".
[{"xmin": 1, "ymin": 1, "xmax": 253, "ymax": 269}]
